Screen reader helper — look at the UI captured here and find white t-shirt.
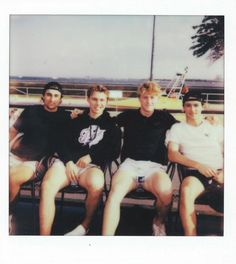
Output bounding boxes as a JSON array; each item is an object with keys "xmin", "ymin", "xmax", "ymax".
[{"xmin": 166, "ymin": 120, "xmax": 223, "ymax": 170}]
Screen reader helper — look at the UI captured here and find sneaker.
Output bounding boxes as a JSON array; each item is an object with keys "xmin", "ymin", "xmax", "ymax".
[
  {"xmin": 64, "ymin": 224, "xmax": 88, "ymax": 236},
  {"xmin": 152, "ymin": 223, "xmax": 166, "ymax": 236}
]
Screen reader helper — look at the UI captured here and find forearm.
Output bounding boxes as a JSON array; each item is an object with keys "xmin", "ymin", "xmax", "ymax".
[
  {"xmin": 9, "ymin": 127, "xmax": 18, "ymax": 142},
  {"xmin": 168, "ymin": 150, "xmax": 218, "ymax": 178},
  {"xmin": 168, "ymin": 150, "xmax": 199, "ymax": 169}
]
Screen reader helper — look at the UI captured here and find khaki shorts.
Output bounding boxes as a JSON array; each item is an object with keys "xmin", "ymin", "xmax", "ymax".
[
  {"xmin": 10, "ymin": 152, "xmax": 37, "ymax": 173},
  {"xmin": 10, "ymin": 153, "xmax": 59, "ymax": 180}
]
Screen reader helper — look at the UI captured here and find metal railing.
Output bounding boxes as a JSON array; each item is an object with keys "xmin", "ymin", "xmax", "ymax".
[
  {"xmin": 10, "ymin": 86, "xmax": 88, "ymax": 97},
  {"xmin": 202, "ymin": 93, "xmax": 224, "ymax": 104},
  {"xmin": 10, "ymin": 81, "xmax": 224, "ymax": 119},
  {"xmin": 10, "ymin": 86, "xmax": 224, "ymax": 104},
  {"xmin": 13, "ymin": 87, "xmax": 30, "ymax": 95}
]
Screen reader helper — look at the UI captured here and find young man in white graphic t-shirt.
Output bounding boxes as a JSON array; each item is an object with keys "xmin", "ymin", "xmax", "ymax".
[{"xmin": 166, "ymin": 91, "xmax": 223, "ymax": 236}]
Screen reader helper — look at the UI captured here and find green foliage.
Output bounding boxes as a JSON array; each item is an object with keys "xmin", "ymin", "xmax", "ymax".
[{"xmin": 190, "ymin": 16, "xmax": 224, "ymax": 62}]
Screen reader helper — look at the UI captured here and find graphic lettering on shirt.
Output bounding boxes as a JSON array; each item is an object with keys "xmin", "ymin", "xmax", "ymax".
[{"xmin": 78, "ymin": 125, "xmax": 105, "ymax": 147}]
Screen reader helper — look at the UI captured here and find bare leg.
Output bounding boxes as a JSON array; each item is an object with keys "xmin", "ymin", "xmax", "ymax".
[
  {"xmin": 102, "ymin": 170, "xmax": 136, "ymax": 235},
  {"xmin": 39, "ymin": 164, "xmax": 69, "ymax": 235},
  {"xmin": 180, "ymin": 176, "xmax": 205, "ymax": 236},
  {"xmin": 65, "ymin": 167, "xmax": 105, "ymax": 235},
  {"xmin": 9, "ymin": 165, "xmax": 35, "ymax": 234},
  {"xmin": 9, "ymin": 165, "xmax": 35, "ymax": 203},
  {"xmin": 144, "ymin": 171, "xmax": 173, "ymax": 228},
  {"xmin": 78, "ymin": 168, "xmax": 105, "ymax": 230}
]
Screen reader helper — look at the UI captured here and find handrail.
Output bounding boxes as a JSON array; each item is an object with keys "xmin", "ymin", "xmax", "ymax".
[
  {"xmin": 202, "ymin": 92, "xmax": 224, "ymax": 103},
  {"xmin": 9, "ymin": 103, "xmax": 224, "ymax": 115},
  {"xmin": 10, "ymin": 86, "xmax": 224, "ymax": 104}
]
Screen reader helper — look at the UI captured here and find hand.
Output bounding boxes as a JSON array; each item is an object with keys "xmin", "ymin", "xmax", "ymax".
[
  {"xmin": 66, "ymin": 161, "xmax": 79, "ymax": 183},
  {"xmin": 205, "ymin": 115, "xmax": 220, "ymax": 126},
  {"xmin": 213, "ymin": 170, "xmax": 224, "ymax": 184},
  {"xmin": 70, "ymin": 108, "xmax": 83, "ymax": 119},
  {"xmin": 195, "ymin": 163, "xmax": 218, "ymax": 178},
  {"xmin": 76, "ymin": 155, "xmax": 92, "ymax": 168}
]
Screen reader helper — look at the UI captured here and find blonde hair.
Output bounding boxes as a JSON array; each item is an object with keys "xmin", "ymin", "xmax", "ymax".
[
  {"xmin": 137, "ymin": 81, "xmax": 161, "ymax": 97},
  {"xmin": 87, "ymin": 85, "xmax": 109, "ymax": 98}
]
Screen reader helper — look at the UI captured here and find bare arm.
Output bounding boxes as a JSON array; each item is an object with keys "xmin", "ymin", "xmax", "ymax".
[
  {"xmin": 168, "ymin": 141, "xmax": 218, "ymax": 178},
  {"xmin": 70, "ymin": 108, "xmax": 84, "ymax": 119},
  {"xmin": 9, "ymin": 126, "xmax": 18, "ymax": 142},
  {"xmin": 204, "ymin": 115, "xmax": 220, "ymax": 125},
  {"xmin": 76, "ymin": 154, "xmax": 92, "ymax": 168}
]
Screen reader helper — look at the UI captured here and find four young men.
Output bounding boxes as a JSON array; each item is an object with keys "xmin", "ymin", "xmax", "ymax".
[{"xmin": 9, "ymin": 81, "xmax": 224, "ymax": 236}]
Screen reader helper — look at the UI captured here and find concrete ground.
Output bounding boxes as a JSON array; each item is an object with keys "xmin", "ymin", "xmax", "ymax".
[{"xmin": 11, "ymin": 193, "xmax": 223, "ymax": 236}]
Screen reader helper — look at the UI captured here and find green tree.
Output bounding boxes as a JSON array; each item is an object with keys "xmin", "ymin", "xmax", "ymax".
[{"xmin": 190, "ymin": 16, "xmax": 224, "ymax": 62}]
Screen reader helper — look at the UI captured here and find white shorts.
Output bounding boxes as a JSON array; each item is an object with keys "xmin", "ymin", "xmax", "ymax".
[
  {"xmin": 10, "ymin": 152, "xmax": 37, "ymax": 173},
  {"xmin": 52, "ymin": 159, "xmax": 98, "ymax": 185},
  {"xmin": 118, "ymin": 158, "xmax": 167, "ymax": 186}
]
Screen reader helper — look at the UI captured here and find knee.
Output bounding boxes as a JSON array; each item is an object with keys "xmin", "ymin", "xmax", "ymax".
[
  {"xmin": 158, "ymin": 191, "xmax": 172, "ymax": 206},
  {"xmin": 9, "ymin": 172, "xmax": 16, "ymax": 187},
  {"xmin": 40, "ymin": 179, "xmax": 59, "ymax": 198},
  {"xmin": 107, "ymin": 186, "xmax": 125, "ymax": 205},
  {"xmin": 180, "ymin": 184, "xmax": 195, "ymax": 206},
  {"xmin": 9, "ymin": 168, "xmax": 31, "ymax": 187},
  {"xmin": 86, "ymin": 171, "xmax": 104, "ymax": 192},
  {"xmin": 152, "ymin": 173, "xmax": 172, "ymax": 198}
]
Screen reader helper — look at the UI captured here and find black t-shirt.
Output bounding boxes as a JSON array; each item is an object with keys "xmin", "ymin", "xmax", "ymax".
[
  {"xmin": 116, "ymin": 109, "xmax": 177, "ymax": 165},
  {"xmin": 12, "ymin": 105, "xmax": 70, "ymax": 161}
]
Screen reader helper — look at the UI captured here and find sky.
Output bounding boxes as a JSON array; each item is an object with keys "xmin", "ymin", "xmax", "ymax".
[
  {"xmin": 10, "ymin": 15, "xmax": 223, "ymax": 79},
  {"xmin": 10, "ymin": 15, "xmax": 224, "ymax": 80}
]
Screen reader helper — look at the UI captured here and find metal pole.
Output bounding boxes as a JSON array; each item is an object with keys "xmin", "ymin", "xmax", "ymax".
[{"xmin": 149, "ymin": 15, "xmax": 156, "ymax": 81}]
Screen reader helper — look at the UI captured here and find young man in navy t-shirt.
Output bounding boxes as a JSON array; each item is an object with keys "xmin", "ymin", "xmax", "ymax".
[
  {"xmin": 9, "ymin": 82, "xmax": 70, "ymax": 234},
  {"xmin": 102, "ymin": 81, "xmax": 177, "ymax": 236}
]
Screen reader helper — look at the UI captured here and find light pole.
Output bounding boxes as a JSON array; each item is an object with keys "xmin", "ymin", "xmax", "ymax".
[{"xmin": 149, "ymin": 15, "xmax": 156, "ymax": 81}]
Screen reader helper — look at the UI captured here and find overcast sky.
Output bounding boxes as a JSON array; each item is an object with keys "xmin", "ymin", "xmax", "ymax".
[{"xmin": 10, "ymin": 15, "xmax": 224, "ymax": 80}]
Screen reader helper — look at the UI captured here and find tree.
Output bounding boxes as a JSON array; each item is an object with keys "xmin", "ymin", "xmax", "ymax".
[{"xmin": 190, "ymin": 16, "xmax": 224, "ymax": 62}]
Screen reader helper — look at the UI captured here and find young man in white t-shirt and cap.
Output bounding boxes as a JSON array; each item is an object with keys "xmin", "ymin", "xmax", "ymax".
[{"xmin": 166, "ymin": 91, "xmax": 223, "ymax": 236}]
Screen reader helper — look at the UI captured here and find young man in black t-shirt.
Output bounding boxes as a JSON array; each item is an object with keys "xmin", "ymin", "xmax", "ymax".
[
  {"xmin": 9, "ymin": 82, "xmax": 70, "ymax": 234},
  {"xmin": 39, "ymin": 85, "xmax": 121, "ymax": 236},
  {"xmin": 102, "ymin": 81, "xmax": 177, "ymax": 236}
]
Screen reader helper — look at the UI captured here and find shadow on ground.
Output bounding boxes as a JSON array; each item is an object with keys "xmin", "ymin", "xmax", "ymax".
[{"xmin": 11, "ymin": 198, "xmax": 223, "ymax": 236}]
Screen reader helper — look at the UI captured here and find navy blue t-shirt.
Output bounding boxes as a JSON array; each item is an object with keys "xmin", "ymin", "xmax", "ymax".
[
  {"xmin": 116, "ymin": 109, "xmax": 177, "ymax": 165},
  {"xmin": 12, "ymin": 105, "xmax": 70, "ymax": 161}
]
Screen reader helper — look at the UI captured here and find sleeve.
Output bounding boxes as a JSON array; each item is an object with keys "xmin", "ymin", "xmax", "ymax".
[
  {"xmin": 57, "ymin": 118, "xmax": 76, "ymax": 163},
  {"xmin": 115, "ymin": 111, "xmax": 128, "ymax": 127},
  {"xmin": 13, "ymin": 107, "xmax": 29, "ymax": 132},
  {"xmin": 165, "ymin": 123, "xmax": 182, "ymax": 146},
  {"xmin": 216, "ymin": 125, "xmax": 224, "ymax": 144},
  {"xmin": 162, "ymin": 110, "xmax": 179, "ymax": 128},
  {"xmin": 89, "ymin": 121, "xmax": 122, "ymax": 164}
]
